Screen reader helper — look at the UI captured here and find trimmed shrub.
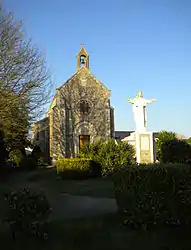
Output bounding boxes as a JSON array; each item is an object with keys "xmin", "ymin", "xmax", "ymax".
[
  {"xmin": 3, "ymin": 188, "xmax": 52, "ymax": 240},
  {"xmin": 114, "ymin": 163, "xmax": 191, "ymax": 229},
  {"xmin": 20, "ymin": 155, "xmax": 37, "ymax": 171},
  {"xmin": 56, "ymin": 158, "xmax": 101, "ymax": 180},
  {"xmin": 79, "ymin": 139, "xmax": 135, "ymax": 177},
  {"xmin": 161, "ymin": 139, "xmax": 191, "ymax": 164}
]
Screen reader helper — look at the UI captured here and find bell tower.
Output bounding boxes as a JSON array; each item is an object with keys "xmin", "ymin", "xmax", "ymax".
[{"xmin": 77, "ymin": 44, "xmax": 89, "ymax": 70}]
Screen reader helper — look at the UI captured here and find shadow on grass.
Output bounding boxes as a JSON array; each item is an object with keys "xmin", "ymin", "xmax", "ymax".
[
  {"xmin": 27, "ymin": 167, "xmax": 115, "ymax": 198},
  {"xmin": 1, "ymin": 213, "xmax": 191, "ymax": 250}
]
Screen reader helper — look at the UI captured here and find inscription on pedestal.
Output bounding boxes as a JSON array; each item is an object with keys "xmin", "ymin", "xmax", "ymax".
[
  {"xmin": 139, "ymin": 134, "xmax": 152, "ymax": 163},
  {"xmin": 140, "ymin": 151, "xmax": 152, "ymax": 164},
  {"xmin": 140, "ymin": 135, "xmax": 150, "ymax": 151}
]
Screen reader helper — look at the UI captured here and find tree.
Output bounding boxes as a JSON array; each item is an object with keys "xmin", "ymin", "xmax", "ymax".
[
  {"xmin": 0, "ymin": 127, "xmax": 8, "ymax": 169},
  {"xmin": 161, "ymin": 139, "xmax": 191, "ymax": 164},
  {"xmin": 0, "ymin": 5, "xmax": 52, "ymax": 122},
  {"xmin": 156, "ymin": 130, "xmax": 178, "ymax": 161},
  {"xmin": 0, "ymin": 89, "xmax": 29, "ymax": 151},
  {"xmin": 185, "ymin": 137, "xmax": 191, "ymax": 145},
  {"xmin": 0, "ymin": 4, "xmax": 52, "ymax": 153}
]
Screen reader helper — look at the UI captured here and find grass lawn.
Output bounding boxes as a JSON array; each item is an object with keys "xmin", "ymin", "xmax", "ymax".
[
  {"xmin": 1, "ymin": 214, "xmax": 191, "ymax": 250},
  {"xmin": 27, "ymin": 168, "xmax": 115, "ymax": 198},
  {"xmin": 45, "ymin": 178, "xmax": 115, "ymax": 198}
]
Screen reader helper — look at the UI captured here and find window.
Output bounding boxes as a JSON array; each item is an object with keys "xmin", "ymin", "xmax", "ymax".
[
  {"xmin": 80, "ymin": 55, "xmax": 86, "ymax": 67},
  {"xmin": 79, "ymin": 100, "xmax": 91, "ymax": 115}
]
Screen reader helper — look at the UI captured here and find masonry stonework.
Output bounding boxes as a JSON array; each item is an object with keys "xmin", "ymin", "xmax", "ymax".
[{"xmin": 33, "ymin": 45, "xmax": 114, "ymax": 161}]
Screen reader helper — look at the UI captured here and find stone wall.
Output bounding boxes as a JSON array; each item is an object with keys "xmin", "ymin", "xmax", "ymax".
[
  {"xmin": 50, "ymin": 67, "xmax": 114, "ymax": 158},
  {"xmin": 32, "ymin": 117, "xmax": 50, "ymax": 161},
  {"xmin": 33, "ymin": 66, "xmax": 115, "ymax": 161}
]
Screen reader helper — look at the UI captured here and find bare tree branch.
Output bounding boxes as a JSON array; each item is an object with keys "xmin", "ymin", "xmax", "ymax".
[{"xmin": 0, "ymin": 5, "xmax": 53, "ymax": 125}]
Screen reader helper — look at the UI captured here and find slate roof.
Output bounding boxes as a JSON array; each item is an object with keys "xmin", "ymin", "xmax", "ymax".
[
  {"xmin": 115, "ymin": 131, "xmax": 159, "ymax": 140},
  {"xmin": 114, "ymin": 131, "xmax": 134, "ymax": 140}
]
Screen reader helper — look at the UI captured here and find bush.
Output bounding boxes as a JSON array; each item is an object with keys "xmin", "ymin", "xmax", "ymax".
[
  {"xmin": 98, "ymin": 140, "xmax": 135, "ymax": 176},
  {"xmin": 20, "ymin": 155, "xmax": 37, "ymax": 171},
  {"xmin": 8, "ymin": 149, "xmax": 24, "ymax": 167},
  {"xmin": 114, "ymin": 163, "xmax": 191, "ymax": 229},
  {"xmin": 79, "ymin": 139, "xmax": 102, "ymax": 159},
  {"xmin": 79, "ymin": 139, "xmax": 135, "ymax": 177},
  {"xmin": 4, "ymin": 188, "xmax": 52, "ymax": 240},
  {"xmin": 156, "ymin": 130, "xmax": 177, "ymax": 161},
  {"xmin": 56, "ymin": 158, "xmax": 101, "ymax": 180},
  {"xmin": 161, "ymin": 139, "xmax": 191, "ymax": 164}
]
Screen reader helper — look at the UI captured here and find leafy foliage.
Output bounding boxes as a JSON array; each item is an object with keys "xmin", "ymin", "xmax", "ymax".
[
  {"xmin": 79, "ymin": 139, "xmax": 102, "ymax": 160},
  {"xmin": 156, "ymin": 130, "xmax": 177, "ymax": 161},
  {"xmin": 4, "ymin": 188, "xmax": 52, "ymax": 240},
  {"xmin": 184, "ymin": 137, "xmax": 191, "ymax": 145},
  {"xmin": 114, "ymin": 163, "xmax": 191, "ymax": 229},
  {"xmin": 56, "ymin": 158, "xmax": 101, "ymax": 179},
  {"xmin": 0, "ymin": 90, "xmax": 29, "ymax": 152},
  {"xmin": 156, "ymin": 130, "xmax": 191, "ymax": 164},
  {"xmin": 0, "ymin": 5, "xmax": 52, "ymax": 123},
  {"xmin": 161, "ymin": 139, "xmax": 191, "ymax": 163},
  {"xmin": 0, "ymin": 4, "xmax": 52, "ymax": 156},
  {"xmin": 8, "ymin": 149, "xmax": 25, "ymax": 166},
  {"xmin": 99, "ymin": 140, "xmax": 135, "ymax": 176},
  {"xmin": 0, "ymin": 128, "xmax": 8, "ymax": 169},
  {"xmin": 79, "ymin": 139, "xmax": 135, "ymax": 176}
]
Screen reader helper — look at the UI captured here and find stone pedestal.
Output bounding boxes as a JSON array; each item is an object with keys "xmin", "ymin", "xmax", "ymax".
[
  {"xmin": 122, "ymin": 131, "xmax": 156, "ymax": 164},
  {"xmin": 135, "ymin": 132, "xmax": 156, "ymax": 164}
]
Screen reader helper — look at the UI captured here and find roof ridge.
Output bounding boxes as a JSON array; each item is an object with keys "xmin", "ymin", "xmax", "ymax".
[{"xmin": 57, "ymin": 67, "xmax": 110, "ymax": 91}]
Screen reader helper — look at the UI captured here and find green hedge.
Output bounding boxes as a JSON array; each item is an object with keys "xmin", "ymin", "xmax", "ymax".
[
  {"xmin": 114, "ymin": 163, "xmax": 191, "ymax": 229},
  {"xmin": 56, "ymin": 158, "xmax": 101, "ymax": 180}
]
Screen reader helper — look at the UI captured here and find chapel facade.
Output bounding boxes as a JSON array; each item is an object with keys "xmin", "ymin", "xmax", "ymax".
[{"xmin": 33, "ymin": 45, "xmax": 115, "ymax": 161}]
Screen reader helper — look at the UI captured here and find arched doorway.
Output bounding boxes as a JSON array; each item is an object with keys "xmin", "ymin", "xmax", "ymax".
[
  {"xmin": 79, "ymin": 135, "xmax": 90, "ymax": 150},
  {"xmin": 74, "ymin": 122, "xmax": 97, "ymax": 156}
]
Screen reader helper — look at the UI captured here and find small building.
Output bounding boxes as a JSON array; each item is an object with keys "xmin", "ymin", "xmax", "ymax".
[
  {"xmin": 115, "ymin": 131, "xmax": 134, "ymax": 140},
  {"xmin": 33, "ymin": 45, "xmax": 115, "ymax": 161}
]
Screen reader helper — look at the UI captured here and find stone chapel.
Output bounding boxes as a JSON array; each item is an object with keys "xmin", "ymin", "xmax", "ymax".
[{"xmin": 33, "ymin": 45, "xmax": 115, "ymax": 161}]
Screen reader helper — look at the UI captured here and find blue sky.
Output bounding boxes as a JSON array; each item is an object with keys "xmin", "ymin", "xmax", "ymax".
[{"xmin": 4, "ymin": 0, "xmax": 191, "ymax": 137}]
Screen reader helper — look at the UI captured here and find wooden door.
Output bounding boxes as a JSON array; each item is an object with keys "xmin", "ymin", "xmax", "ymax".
[{"xmin": 79, "ymin": 135, "xmax": 90, "ymax": 150}]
